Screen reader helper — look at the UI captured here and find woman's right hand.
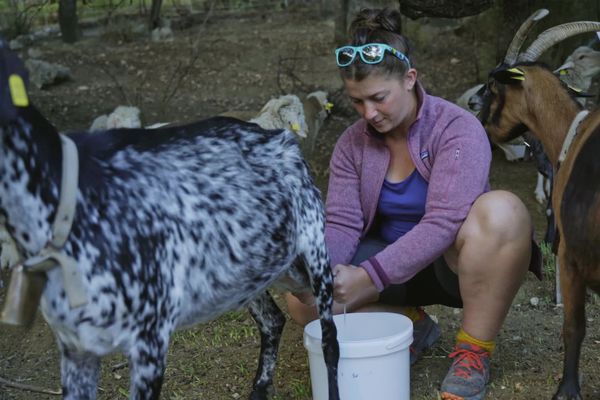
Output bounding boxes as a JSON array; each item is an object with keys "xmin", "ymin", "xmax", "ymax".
[{"xmin": 333, "ymin": 263, "xmax": 379, "ymax": 305}]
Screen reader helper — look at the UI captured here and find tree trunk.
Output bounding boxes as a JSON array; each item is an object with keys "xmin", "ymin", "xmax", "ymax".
[
  {"xmin": 334, "ymin": 0, "xmax": 349, "ymax": 46},
  {"xmin": 398, "ymin": 0, "xmax": 493, "ymax": 19},
  {"xmin": 58, "ymin": 0, "xmax": 78, "ymax": 43},
  {"xmin": 149, "ymin": 0, "xmax": 163, "ymax": 31}
]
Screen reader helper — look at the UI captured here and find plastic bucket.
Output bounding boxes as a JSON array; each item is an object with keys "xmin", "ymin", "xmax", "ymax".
[{"xmin": 303, "ymin": 312, "xmax": 413, "ymax": 400}]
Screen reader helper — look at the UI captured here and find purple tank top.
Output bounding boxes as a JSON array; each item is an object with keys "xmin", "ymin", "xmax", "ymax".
[{"xmin": 377, "ymin": 169, "xmax": 428, "ymax": 243}]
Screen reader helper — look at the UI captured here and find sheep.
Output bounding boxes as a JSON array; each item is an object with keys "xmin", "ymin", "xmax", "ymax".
[
  {"xmin": 301, "ymin": 90, "xmax": 333, "ymax": 156},
  {"xmin": 455, "ymin": 83, "xmax": 484, "ymax": 113},
  {"xmin": 221, "ymin": 91, "xmax": 333, "ymax": 157},
  {"xmin": 221, "ymin": 94, "xmax": 309, "ymax": 138},
  {"xmin": 472, "ymin": 11, "xmax": 600, "ymax": 400},
  {"xmin": 0, "ymin": 42, "xmax": 340, "ymax": 400},
  {"xmin": 555, "ymin": 45, "xmax": 600, "ymax": 106}
]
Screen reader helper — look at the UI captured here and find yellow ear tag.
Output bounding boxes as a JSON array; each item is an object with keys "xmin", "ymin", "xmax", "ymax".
[
  {"xmin": 291, "ymin": 122, "xmax": 301, "ymax": 132},
  {"xmin": 507, "ymin": 67, "xmax": 525, "ymax": 76},
  {"xmin": 325, "ymin": 102, "xmax": 334, "ymax": 111},
  {"xmin": 559, "ymin": 69, "xmax": 569, "ymax": 76},
  {"xmin": 506, "ymin": 67, "xmax": 525, "ymax": 80},
  {"xmin": 9, "ymin": 74, "xmax": 29, "ymax": 107}
]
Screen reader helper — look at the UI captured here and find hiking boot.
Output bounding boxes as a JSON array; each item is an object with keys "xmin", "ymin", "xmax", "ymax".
[
  {"xmin": 410, "ymin": 310, "xmax": 441, "ymax": 365},
  {"xmin": 440, "ymin": 342, "xmax": 491, "ymax": 400}
]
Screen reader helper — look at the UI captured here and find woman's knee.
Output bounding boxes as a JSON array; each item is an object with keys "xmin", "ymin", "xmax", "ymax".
[
  {"xmin": 284, "ymin": 292, "xmax": 318, "ymax": 327},
  {"xmin": 463, "ymin": 190, "xmax": 532, "ymax": 243}
]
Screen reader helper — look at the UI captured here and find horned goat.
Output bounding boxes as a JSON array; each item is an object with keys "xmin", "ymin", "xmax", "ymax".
[
  {"xmin": 456, "ymin": 83, "xmax": 528, "ymax": 161},
  {"xmin": 472, "ymin": 10, "xmax": 600, "ymax": 400},
  {"xmin": 0, "ymin": 42, "xmax": 340, "ymax": 400}
]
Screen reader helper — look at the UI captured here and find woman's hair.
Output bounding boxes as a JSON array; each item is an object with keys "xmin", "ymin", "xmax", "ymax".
[{"xmin": 340, "ymin": 8, "xmax": 411, "ymax": 81}]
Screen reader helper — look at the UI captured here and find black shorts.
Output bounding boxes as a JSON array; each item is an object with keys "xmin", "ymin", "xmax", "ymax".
[{"xmin": 350, "ymin": 236, "xmax": 463, "ymax": 308}]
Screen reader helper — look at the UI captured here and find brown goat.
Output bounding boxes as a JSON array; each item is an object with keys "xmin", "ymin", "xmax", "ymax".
[
  {"xmin": 470, "ymin": 10, "xmax": 600, "ymax": 398},
  {"xmin": 480, "ymin": 61, "xmax": 600, "ymax": 400}
]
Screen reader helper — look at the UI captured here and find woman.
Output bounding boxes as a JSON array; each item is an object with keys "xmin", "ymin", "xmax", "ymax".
[{"xmin": 285, "ymin": 7, "xmax": 542, "ymax": 400}]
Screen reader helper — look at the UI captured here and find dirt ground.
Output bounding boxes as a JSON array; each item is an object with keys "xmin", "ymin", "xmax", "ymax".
[{"xmin": 1, "ymin": 7, "xmax": 600, "ymax": 400}]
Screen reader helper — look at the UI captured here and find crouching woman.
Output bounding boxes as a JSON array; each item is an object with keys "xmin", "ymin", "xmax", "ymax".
[{"xmin": 285, "ymin": 7, "xmax": 541, "ymax": 400}]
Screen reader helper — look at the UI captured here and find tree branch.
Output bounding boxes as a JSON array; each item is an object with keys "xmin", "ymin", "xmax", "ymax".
[{"xmin": 0, "ymin": 376, "xmax": 62, "ymax": 396}]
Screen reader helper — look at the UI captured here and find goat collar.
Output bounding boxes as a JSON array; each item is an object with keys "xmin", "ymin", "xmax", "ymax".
[
  {"xmin": 22, "ymin": 134, "xmax": 87, "ymax": 308},
  {"xmin": 558, "ymin": 110, "xmax": 590, "ymax": 165}
]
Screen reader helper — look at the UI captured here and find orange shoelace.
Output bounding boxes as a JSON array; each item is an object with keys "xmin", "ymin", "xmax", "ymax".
[{"xmin": 448, "ymin": 346, "xmax": 488, "ymax": 379}]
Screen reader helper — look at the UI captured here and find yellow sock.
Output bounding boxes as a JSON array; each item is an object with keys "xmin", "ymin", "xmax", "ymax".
[
  {"xmin": 456, "ymin": 327, "xmax": 496, "ymax": 354},
  {"xmin": 400, "ymin": 306, "xmax": 423, "ymax": 322}
]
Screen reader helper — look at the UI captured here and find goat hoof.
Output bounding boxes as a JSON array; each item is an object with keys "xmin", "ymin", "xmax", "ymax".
[
  {"xmin": 553, "ymin": 389, "xmax": 583, "ymax": 400},
  {"xmin": 248, "ymin": 385, "xmax": 273, "ymax": 400}
]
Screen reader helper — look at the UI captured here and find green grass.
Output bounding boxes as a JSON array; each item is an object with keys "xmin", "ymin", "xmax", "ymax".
[{"xmin": 540, "ymin": 241, "xmax": 556, "ymax": 282}]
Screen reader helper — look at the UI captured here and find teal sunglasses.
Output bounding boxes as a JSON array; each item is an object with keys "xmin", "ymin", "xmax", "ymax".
[{"xmin": 335, "ymin": 43, "xmax": 411, "ymax": 68}]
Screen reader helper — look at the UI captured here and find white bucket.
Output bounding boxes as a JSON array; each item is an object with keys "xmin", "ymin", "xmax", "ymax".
[{"xmin": 303, "ymin": 312, "xmax": 413, "ymax": 400}]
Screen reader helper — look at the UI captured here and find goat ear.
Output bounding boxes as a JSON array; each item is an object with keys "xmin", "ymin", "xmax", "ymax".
[
  {"xmin": 0, "ymin": 44, "xmax": 30, "ymax": 123},
  {"xmin": 492, "ymin": 67, "xmax": 525, "ymax": 84},
  {"xmin": 566, "ymin": 84, "xmax": 595, "ymax": 98}
]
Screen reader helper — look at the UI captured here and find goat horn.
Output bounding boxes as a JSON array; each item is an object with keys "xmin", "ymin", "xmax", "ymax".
[
  {"xmin": 504, "ymin": 9, "xmax": 550, "ymax": 65},
  {"xmin": 519, "ymin": 21, "xmax": 600, "ymax": 62}
]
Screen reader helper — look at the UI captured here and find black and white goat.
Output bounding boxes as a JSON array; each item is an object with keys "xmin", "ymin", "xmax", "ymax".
[
  {"xmin": 0, "ymin": 43, "xmax": 339, "ymax": 399},
  {"xmin": 472, "ymin": 11, "xmax": 600, "ymax": 400}
]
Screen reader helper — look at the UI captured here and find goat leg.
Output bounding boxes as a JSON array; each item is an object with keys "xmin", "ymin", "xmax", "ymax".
[
  {"xmin": 59, "ymin": 346, "xmax": 101, "ymax": 400},
  {"xmin": 553, "ymin": 251, "xmax": 586, "ymax": 400},
  {"xmin": 247, "ymin": 291, "xmax": 286, "ymax": 400},
  {"xmin": 128, "ymin": 331, "xmax": 169, "ymax": 400}
]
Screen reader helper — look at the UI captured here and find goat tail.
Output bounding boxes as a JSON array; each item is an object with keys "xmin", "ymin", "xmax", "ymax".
[{"xmin": 305, "ymin": 235, "xmax": 340, "ymax": 400}]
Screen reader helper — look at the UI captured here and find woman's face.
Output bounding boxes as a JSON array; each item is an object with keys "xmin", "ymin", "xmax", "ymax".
[{"xmin": 343, "ymin": 70, "xmax": 417, "ymax": 134}]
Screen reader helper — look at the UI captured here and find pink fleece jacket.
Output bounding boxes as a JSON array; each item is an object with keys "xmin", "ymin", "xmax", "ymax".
[{"xmin": 325, "ymin": 83, "xmax": 540, "ymax": 291}]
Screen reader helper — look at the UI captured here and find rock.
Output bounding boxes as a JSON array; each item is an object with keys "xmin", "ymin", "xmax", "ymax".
[
  {"xmin": 24, "ymin": 59, "xmax": 72, "ymax": 89},
  {"xmin": 151, "ymin": 26, "xmax": 174, "ymax": 42},
  {"xmin": 530, "ymin": 297, "xmax": 540, "ymax": 307}
]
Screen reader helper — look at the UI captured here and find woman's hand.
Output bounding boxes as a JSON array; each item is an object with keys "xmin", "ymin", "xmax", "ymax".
[{"xmin": 333, "ymin": 264, "xmax": 378, "ymax": 305}]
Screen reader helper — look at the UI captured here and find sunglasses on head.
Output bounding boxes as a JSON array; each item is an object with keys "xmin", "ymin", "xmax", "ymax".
[{"xmin": 335, "ymin": 43, "xmax": 411, "ymax": 68}]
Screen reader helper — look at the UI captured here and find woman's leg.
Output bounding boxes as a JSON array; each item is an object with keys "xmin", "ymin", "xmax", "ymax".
[
  {"xmin": 440, "ymin": 190, "xmax": 532, "ymax": 400},
  {"xmin": 445, "ymin": 190, "xmax": 531, "ymax": 340}
]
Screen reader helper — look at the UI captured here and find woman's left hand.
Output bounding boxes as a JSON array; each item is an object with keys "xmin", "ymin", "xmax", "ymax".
[{"xmin": 333, "ymin": 264, "xmax": 378, "ymax": 305}]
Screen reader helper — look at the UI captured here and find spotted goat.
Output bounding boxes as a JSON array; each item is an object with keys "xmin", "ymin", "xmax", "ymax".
[
  {"xmin": 0, "ymin": 43, "xmax": 339, "ymax": 399},
  {"xmin": 471, "ymin": 10, "xmax": 600, "ymax": 400}
]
